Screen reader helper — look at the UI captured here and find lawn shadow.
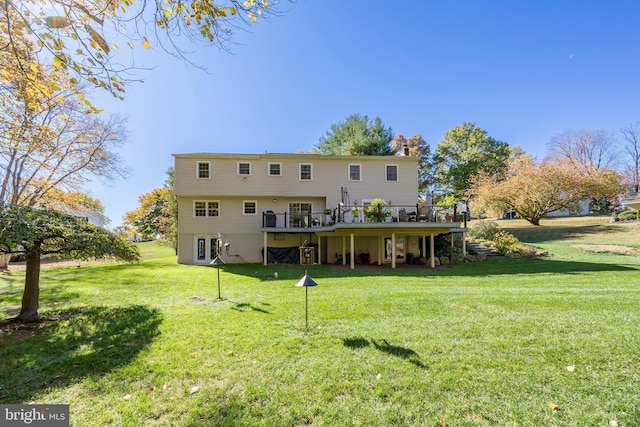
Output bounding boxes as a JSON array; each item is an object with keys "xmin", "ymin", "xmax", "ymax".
[
  {"xmin": 230, "ymin": 301, "xmax": 272, "ymax": 314},
  {"xmin": 343, "ymin": 337, "xmax": 370, "ymax": 349},
  {"xmin": 342, "ymin": 337, "xmax": 426, "ymax": 368},
  {"xmin": 0, "ymin": 305, "xmax": 162, "ymax": 403}
]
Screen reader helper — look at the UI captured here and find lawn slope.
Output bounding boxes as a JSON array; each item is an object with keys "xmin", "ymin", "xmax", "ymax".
[{"xmin": 1, "ymin": 217, "xmax": 639, "ymax": 426}]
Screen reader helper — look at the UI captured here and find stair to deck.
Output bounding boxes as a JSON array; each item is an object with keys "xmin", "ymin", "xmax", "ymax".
[{"xmin": 468, "ymin": 242, "xmax": 501, "ymax": 257}]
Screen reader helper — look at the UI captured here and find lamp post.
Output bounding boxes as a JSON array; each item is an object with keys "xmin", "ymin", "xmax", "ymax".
[
  {"xmin": 210, "ymin": 255, "xmax": 225, "ymax": 300},
  {"xmin": 295, "ymin": 243, "xmax": 317, "ymax": 331}
]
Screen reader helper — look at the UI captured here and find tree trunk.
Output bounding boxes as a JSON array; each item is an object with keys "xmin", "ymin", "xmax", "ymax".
[
  {"xmin": 19, "ymin": 247, "xmax": 42, "ymax": 322},
  {"xmin": 0, "ymin": 253, "xmax": 10, "ymax": 271}
]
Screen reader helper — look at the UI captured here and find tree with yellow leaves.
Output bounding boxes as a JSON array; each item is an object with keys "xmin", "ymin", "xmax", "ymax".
[
  {"xmin": 123, "ymin": 188, "xmax": 171, "ymax": 241},
  {"xmin": 547, "ymin": 129, "xmax": 623, "ymax": 210},
  {"xmin": 0, "ymin": 34, "xmax": 128, "ymax": 208},
  {"xmin": 1, "ymin": 0, "xmax": 286, "ymax": 99},
  {"xmin": 469, "ymin": 156, "xmax": 622, "ymax": 226}
]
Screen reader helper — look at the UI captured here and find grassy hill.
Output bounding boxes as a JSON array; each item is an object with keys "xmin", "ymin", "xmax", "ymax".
[{"xmin": 1, "ymin": 215, "xmax": 639, "ymax": 426}]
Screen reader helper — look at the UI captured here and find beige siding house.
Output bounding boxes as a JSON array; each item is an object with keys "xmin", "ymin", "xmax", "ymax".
[
  {"xmin": 173, "ymin": 153, "xmax": 465, "ymax": 268},
  {"xmin": 623, "ymin": 193, "xmax": 640, "ymax": 210}
]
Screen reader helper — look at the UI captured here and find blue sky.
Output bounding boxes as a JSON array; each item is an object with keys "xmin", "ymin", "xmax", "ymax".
[{"xmin": 90, "ymin": 1, "xmax": 640, "ymax": 226}]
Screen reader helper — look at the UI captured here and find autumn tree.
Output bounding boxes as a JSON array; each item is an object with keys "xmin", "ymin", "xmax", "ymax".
[
  {"xmin": 391, "ymin": 133, "xmax": 434, "ymax": 195},
  {"xmin": 2, "ymin": 0, "xmax": 286, "ymax": 99},
  {"xmin": 124, "ymin": 188, "xmax": 170, "ymax": 240},
  {"xmin": 0, "ymin": 205, "xmax": 140, "ymax": 322},
  {"xmin": 547, "ymin": 129, "xmax": 621, "ymax": 209},
  {"xmin": 620, "ymin": 123, "xmax": 640, "ymax": 193},
  {"xmin": 38, "ymin": 188, "xmax": 103, "ymax": 213},
  {"xmin": 162, "ymin": 167, "xmax": 178, "ymax": 252},
  {"xmin": 1, "ymin": 32, "xmax": 125, "ymax": 269},
  {"xmin": 433, "ymin": 122, "xmax": 514, "ymax": 200},
  {"xmin": 313, "ymin": 114, "xmax": 395, "ymax": 156},
  {"xmin": 470, "ymin": 156, "xmax": 619, "ymax": 226},
  {"xmin": 123, "ymin": 168, "xmax": 177, "ymax": 248},
  {"xmin": 0, "ymin": 49, "xmax": 128, "ymax": 207}
]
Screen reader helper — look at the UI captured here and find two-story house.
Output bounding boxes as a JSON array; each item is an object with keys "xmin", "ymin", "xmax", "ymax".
[{"xmin": 173, "ymin": 152, "xmax": 465, "ymax": 268}]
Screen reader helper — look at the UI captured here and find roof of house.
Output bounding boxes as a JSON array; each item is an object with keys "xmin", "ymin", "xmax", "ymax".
[{"xmin": 172, "ymin": 152, "xmax": 417, "ymax": 162}]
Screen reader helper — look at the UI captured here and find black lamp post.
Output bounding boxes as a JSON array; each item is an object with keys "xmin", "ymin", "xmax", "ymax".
[
  {"xmin": 210, "ymin": 255, "xmax": 225, "ymax": 300},
  {"xmin": 296, "ymin": 244, "xmax": 317, "ymax": 331}
]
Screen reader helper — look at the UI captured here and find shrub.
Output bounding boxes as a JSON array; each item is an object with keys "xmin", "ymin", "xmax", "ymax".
[
  {"xmin": 617, "ymin": 209, "xmax": 637, "ymax": 221},
  {"xmin": 469, "ymin": 221, "xmax": 500, "ymax": 242},
  {"xmin": 438, "ymin": 246, "xmax": 463, "ymax": 258},
  {"xmin": 490, "ymin": 231, "xmax": 522, "ymax": 255}
]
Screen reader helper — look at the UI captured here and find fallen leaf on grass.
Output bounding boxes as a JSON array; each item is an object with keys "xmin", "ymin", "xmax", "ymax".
[
  {"xmin": 439, "ymin": 414, "xmax": 447, "ymax": 427},
  {"xmin": 227, "ymin": 351, "xmax": 234, "ymax": 356},
  {"xmin": 546, "ymin": 402, "xmax": 559, "ymax": 410}
]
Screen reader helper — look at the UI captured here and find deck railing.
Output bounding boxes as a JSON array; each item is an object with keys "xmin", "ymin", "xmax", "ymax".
[{"xmin": 262, "ymin": 204, "xmax": 467, "ymax": 228}]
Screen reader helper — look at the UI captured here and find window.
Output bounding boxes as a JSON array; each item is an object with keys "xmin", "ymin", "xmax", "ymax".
[
  {"xmin": 299, "ymin": 163, "xmax": 312, "ymax": 181},
  {"xmin": 289, "ymin": 202, "xmax": 312, "ymax": 228},
  {"xmin": 268, "ymin": 162, "xmax": 282, "ymax": 176},
  {"xmin": 197, "ymin": 238, "xmax": 206, "ymax": 260},
  {"xmin": 349, "ymin": 164, "xmax": 361, "ymax": 181},
  {"xmin": 386, "ymin": 164, "xmax": 398, "ymax": 182},
  {"xmin": 243, "ymin": 201, "xmax": 257, "ymax": 215},
  {"xmin": 194, "ymin": 201, "xmax": 219, "ymax": 217},
  {"xmin": 197, "ymin": 161, "xmax": 210, "ymax": 179},
  {"xmin": 238, "ymin": 162, "xmax": 251, "ymax": 175}
]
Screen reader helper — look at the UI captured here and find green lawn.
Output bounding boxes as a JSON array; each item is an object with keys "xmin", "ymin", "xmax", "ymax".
[{"xmin": 1, "ymin": 215, "xmax": 639, "ymax": 426}]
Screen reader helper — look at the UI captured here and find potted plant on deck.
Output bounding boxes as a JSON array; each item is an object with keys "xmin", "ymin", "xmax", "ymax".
[
  {"xmin": 365, "ymin": 199, "xmax": 391, "ymax": 222},
  {"xmin": 351, "ymin": 207, "xmax": 360, "ymax": 222}
]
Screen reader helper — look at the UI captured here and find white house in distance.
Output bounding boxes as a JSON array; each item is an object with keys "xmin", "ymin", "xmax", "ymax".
[
  {"xmin": 623, "ymin": 193, "xmax": 640, "ymax": 211},
  {"xmin": 173, "ymin": 152, "xmax": 465, "ymax": 269},
  {"xmin": 62, "ymin": 206, "xmax": 107, "ymax": 228}
]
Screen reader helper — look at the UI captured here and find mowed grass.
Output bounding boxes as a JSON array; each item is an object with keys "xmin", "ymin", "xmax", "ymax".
[{"xmin": 1, "ymin": 215, "xmax": 639, "ymax": 426}]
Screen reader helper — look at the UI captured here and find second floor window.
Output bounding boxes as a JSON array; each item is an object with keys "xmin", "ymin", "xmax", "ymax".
[
  {"xmin": 386, "ymin": 164, "xmax": 398, "ymax": 182},
  {"xmin": 238, "ymin": 162, "xmax": 251, "ymax": 175},
  {"xmin": 197, "ymin": 161, "xmax": 210, "ymax": 179},
  {"xmin": 349, "ymin": 164, "xmax": 361, "ymax": 181},
  {"xmin": 269, "ymin": 163, "xmax": 282, "ymax": 176},
  {"xmin": 299, "ymin": 163, "xmax": 312, "ymax": 181}
]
